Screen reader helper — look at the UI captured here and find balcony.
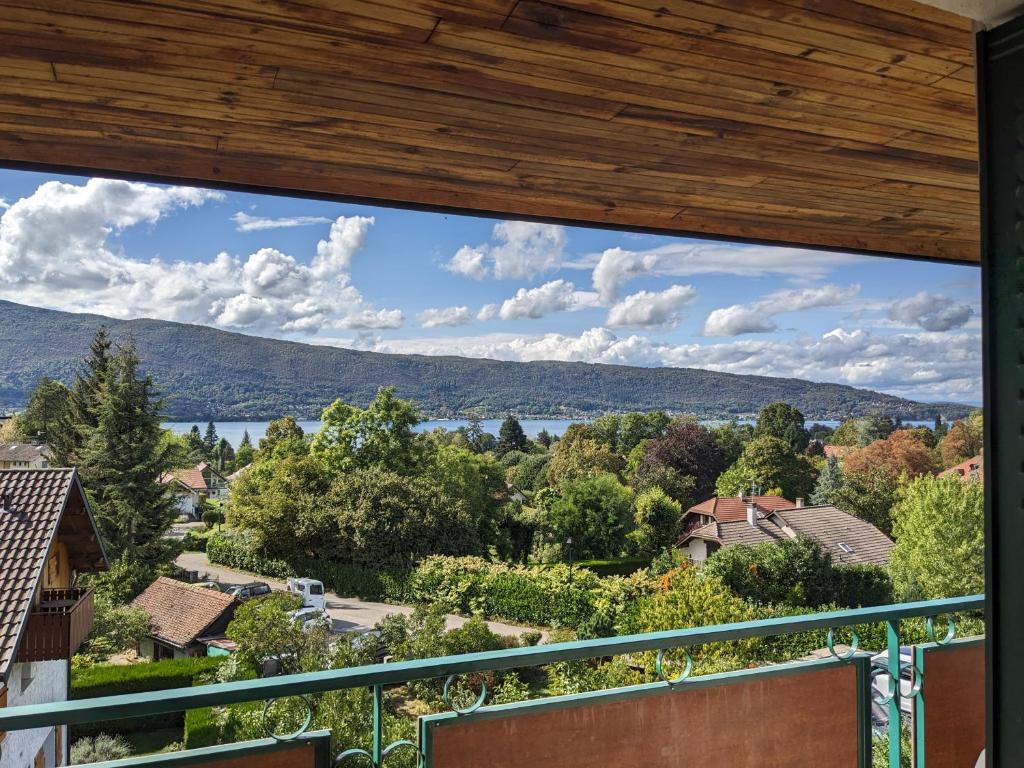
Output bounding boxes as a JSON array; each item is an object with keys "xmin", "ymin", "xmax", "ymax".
[
  {"xmin": 16, "ymin": 588, "xmax": 95, "ymax": 663},
  {"xmin": 0, "ymin": 595, "xmax": 984, "ymax": 767}
]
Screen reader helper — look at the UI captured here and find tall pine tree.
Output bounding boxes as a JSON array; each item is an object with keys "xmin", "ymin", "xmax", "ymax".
[
  {"xmin": 52, "ymin": 327, "xmax": 112, "ymax": 466},
  {"xmin": 497, "ymin": 416, "xmax": 529, "ymax": 456},
  {"xmin": 202, "ymin": 420, "xmax": 219, "ymax": 457},
  {"xmin": 78, "ymin": 341, "xmax": 176, "ymax": 566},
  {"xmin": 235, "ymin": 429, "xmax": 255, "ymax": 469}
]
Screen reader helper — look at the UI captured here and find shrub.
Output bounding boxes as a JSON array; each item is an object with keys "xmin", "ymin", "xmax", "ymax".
[
  {"xmin": 201, "ymin": 506, "xmax": 223, "ymax": 529},
  {"xmin": 71, "ymin": 657, "xmax": 223, "ymax": 739},
  {"xmin": 70, "ymin": 734, "xmax": 133, "ymax": 763}
]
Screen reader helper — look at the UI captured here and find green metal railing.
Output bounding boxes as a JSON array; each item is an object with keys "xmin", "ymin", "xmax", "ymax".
[{"xmin": 0, "ymin": 594, "xmax": 984, "ymax": 767}]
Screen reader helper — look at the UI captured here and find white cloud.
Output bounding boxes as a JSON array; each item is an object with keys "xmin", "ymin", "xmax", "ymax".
[
  {"xmin": 0, "ymin": 178, "xmax": 403, "ymax": 333},
  {"xmin": 888, "ymin": 291, "xmax": 973, "ymax": 332},
  {"xmin": 477, "ymin": 303, "xmax": 498, "ymax": 321},
  {"xmin": 587, "ymin": 243, "xmax": 861, "ymax": 302},
  {"xmin": 336, "ymin": 325, "xmax": 980, "ymax": 402},
  {"xmin": 703, "ymin": 283, "xmax": 860, "ymax": 336},
  {"xmin": 606, "ymin": 285, "xmax": 697, "ymax": 328},
  {"xmin": 417, "ymin": 306, "xmax": 472, "ymax": 328},
  {"xmin": 0, "ymin": 198, "xmax": 9, "ymax": 210},
  {"xmin": 498, "ymin": 279, "xmax": 597, "ymax": 320},
  {"xmin": 232, "ymin": 211, "xmax": 332, "ymax": 232},
  {"xmin": 445, "ymin": 222, "xmax": 566, "ymax": 280},
  {"xmin": 444, "ymin": 245, "xmax": 488, "ymax": 280}
]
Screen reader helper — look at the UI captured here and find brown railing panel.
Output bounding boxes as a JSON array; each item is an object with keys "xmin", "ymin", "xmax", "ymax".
[
  {"xmin": 912, "ymin": 639, "xmax": 985, "ymax": 766},
  {"xmin": 423, "ymin": 661, "xmax": 860, "ymax": 768},
  {"xmin": 16, "ymin": 588, "xmax": 94, "ymax": 662}
]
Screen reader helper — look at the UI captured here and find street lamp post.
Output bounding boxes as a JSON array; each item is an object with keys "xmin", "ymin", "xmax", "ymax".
[{"xmin": 565, "ymin": 536, "xmax": 574, "ymax": 587}]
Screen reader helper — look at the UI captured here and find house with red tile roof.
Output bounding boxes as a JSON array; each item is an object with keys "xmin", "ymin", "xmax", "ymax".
[
  {"xmin": 939, "ymin": 455, "xmax": 983, "ymax": 483},
  {"xmin": 822, "ymin": 444, "xmax": 854, "ymax": 461},
  {"xmin": 0, "ymin": 468, "xmax": 108, "ymax": 768},
  {"xmin": 130, "ymin": 577, "xmax": 239, "ymax": 661},
  {"xmin": 159, "ymin": 461, "xmax": 231, "ymax": 519}
]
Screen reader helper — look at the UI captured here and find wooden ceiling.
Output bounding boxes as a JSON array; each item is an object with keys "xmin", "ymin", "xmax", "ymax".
[{"xmin": 0, "ymin": 0, "xmax": 979, "ymax": 261}]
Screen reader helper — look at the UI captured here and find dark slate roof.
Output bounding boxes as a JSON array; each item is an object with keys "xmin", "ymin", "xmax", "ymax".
[
  {"xmin": 131, "ymin": 577, "xmax": 237, "ymax": 648},
  {"xmin": 0, "ymin": 469, "xmax": 75, "ymax": 679},
  {"xmin": 772, "ymin": 506, "xmax": 895, "ymax": 567},
  {"xmin": 682, "ymin": 504, "xmax": 894, "ymax": 567},
  {"xmin": 0, "ymin": 443, "xmax": 52, "ymax": 463}
]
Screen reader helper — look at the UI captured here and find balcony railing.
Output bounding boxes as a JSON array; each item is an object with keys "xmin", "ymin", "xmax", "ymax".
[
  {"xmin": 0, "ymin": 595, "xmax": 984, "ymax": 767},
  {"xmin": 16, "ymin": 587, "xmax": 95, "ymax": 663}
]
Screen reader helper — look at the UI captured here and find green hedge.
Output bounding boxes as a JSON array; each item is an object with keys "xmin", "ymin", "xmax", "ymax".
[
  {"xmin": 71, "ymin": 657, "xmax": 223, "ymax": 739},
  {"xmin": 207, "ymin": 532, "xmax": 652, "ymax": 630}
]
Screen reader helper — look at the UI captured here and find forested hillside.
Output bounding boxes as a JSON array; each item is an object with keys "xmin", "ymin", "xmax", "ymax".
[{"xmin": 0, "ymin": 300, "xmax": 966, "ymax": 421}]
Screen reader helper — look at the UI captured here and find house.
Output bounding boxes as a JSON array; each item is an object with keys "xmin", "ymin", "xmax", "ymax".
[
  {"xmin": 679, "ymin": 498, "xmax": 895, "ymax": 567},
  {"xmin": 681, "ymin": 493, "xmax": 796, "ymax": 536},
  {"xmin": 130, "ymin": 578, "xmax": 238, "ymax": 661},
  {"xmin": 0, "ymin": 444, "xmax": 52, "ymax": 470},
  {"xmin": 940, "ymin": 455, "xmax": 984, "ymax": 482},
  {"xmin": 159, "ymin": 462, "xmax": 231, "ymax": 519},
  {"xmin": 0, "ymin": 468, "xmax": 108, "ymax": 768}
]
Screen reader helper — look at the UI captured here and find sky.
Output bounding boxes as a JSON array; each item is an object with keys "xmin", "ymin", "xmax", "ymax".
[{"xmin": 0, "ymin": 171, "xmax": 982, "ymax": 405}]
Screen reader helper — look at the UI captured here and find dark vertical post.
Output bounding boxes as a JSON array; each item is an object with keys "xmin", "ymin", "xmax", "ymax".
[{"xmin": 978, "ymin": 13, "xmax": 1024, "ymax": 767}]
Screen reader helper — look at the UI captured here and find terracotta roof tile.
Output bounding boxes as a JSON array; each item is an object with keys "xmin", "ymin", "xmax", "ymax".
[
  {"xmin": 131, "ymin": 577, "xmax": 237, "ymax": 648},
  {"xmin": 686, "ymin": 495, "xmax": 795, "ymax": 523},
  {"xmin": 939, "ymin": 455, "xmax": 983, "ymax": 482},
  {"xmin": 0, "ymin": 468, "xmax": 75, "ymax": 678}
]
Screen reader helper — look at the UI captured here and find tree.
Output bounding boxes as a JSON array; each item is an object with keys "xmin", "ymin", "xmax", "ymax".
[
  {"xmin": 939, "ymin": 410, "xmax": 983, "ymax": 467},
  {"xmin": 830, "ymin": 467, "xmax": 900, "ymax": 537},
  {"xmin": 184, "ymin": 424, "xmax": 206, "ymax": 460},
  {"xmin": 328, "ymin": 468, "xmax": 481, "ymax": 566},
  {"xmin": 426, "ymin": 445, "xmax": 508, "ymax": 550},
  {"xmin": 547, "ymin": 473, "xmax": 634, "ymax": 559},
  {"xmin": 258, "ymin": 415, "xmax": 307, "ymax": 460},
  {"xmin": 830, "ymin": 418, "xmax": 860, "ymax": 447},
  {"xmin": 547, "ymin": 436, "xmax": 624, "ymax": 485},
  {"xmin": 635, "ymin": 422, "xmax": 726, "ymax": 502},
  {"xmin": 496, "ymin": 416, "xmax": 529, "ymax": 456},
  {"xmin": 19, "ymin": 376, "xmax": 71, "ymax": 444},
  {"xmin": 311, "ymin": 387, "xmax": 421, "ymax": 474},
  {"xmin": 202, "ymin": 420, "xmax": 219, "ymax": 456},
  {"xmin": 629, "ymin": 488, "xmax": 682, "ymax": 555},
  {"xmin": 754, "ymin": 402, "xmax": 809, "ymax": 452},
  {"xmin": 714, "ymin": 436, "xmax": 817, "ymax": 501},
  {"xmin": 235, "ymin": 430, "xmax": 255, "ymax": 469},
  {"xmin": 810, "ymin": 455, "xmax": 843, "ymax": 506},
  {"xmin": 536, "ymin": 429, "xmax": 554, "ymax": 449},
  {"xmin": 226, "ymin": 591, "xmax": 314, "ymax": 674},
  {"xmin": 702, "ymin": 537, "xmax": 892, "ymax": 608},
  {"xmin": 78, "ymin": 341, "xmax": 177, "ymax": 566},
  {"xmin": 56, "ymin": 327, "xmax": 113, "ymax": 466},
  {"xmin": 857, "ymin": 413, "xmax": 895, "ymax": 446},
  {"xmin": 712, "ymin": 421, "xmax": 754, "ymax": 466},
  {"xmin": 461, "ymin": 416, "xmax": 496, "ymax": 453},
  {"xmin": 619, "ymin": 411, "xmax": 670, "ymax": 454},
  {"xmin": 843, "ymin": 430, "xmax": 936, "ymax": 479},
  {"xmin": 889, "ymin": 474, "xmax": 984, "ymax": 600},
  {"xmin": 589, "ymin": 415, "xmax": 621, "ymax": 450},
  {"xmin": 212, "ymin": 437, "xmax": 235, "ymax": 473}
]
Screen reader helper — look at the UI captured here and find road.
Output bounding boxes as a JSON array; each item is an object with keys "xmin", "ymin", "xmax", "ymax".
[{"xmin": 174, "ymin": 551, "xmax": 538, "ymax": 639}]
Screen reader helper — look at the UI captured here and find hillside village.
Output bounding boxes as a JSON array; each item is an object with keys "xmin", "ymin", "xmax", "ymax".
[{"xmin": 0, "ymin": 330, "xmax": 984, "ymax": 765}]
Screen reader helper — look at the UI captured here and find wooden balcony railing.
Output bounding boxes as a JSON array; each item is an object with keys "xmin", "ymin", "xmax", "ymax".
[{"xmin": 16, "ymin": 588, "xmax": 95, "ymax": 663}]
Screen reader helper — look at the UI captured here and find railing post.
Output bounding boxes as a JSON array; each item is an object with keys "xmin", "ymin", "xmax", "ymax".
[
  {"xmin": 855, "ymin": 654, "xmax": 873, "ymax": 768},
  {"xmin": 372, "ymin": 684, "xmax": 383, "ymax": 767},
  {"xmin": 887, "ymin": 619, "xmax": 902, "ymax": 768}
]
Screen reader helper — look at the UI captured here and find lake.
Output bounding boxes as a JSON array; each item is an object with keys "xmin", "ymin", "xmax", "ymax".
[{"xmin": 163, "ymin": 417, "xmax": 937, "ymax": 449}]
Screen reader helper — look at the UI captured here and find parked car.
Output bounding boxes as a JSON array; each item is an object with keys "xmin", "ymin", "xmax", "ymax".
[
  {"xmin": 287, "ymin": 577, "xmax": 326, "ymax": 610},
  {"xmin": 225, "ymin": 581, "xmax": 272, "ymax": 600},
  {"xmin": 871, "ymin": 647, "xmax": 916, "ymax": 721},
  {"xmin": 193, "ymin": 581, "xmax": 222, "ymax": 591},
  {"xmin": 289, "ymin": 606, "xmax": 331, "ymax": 633}
]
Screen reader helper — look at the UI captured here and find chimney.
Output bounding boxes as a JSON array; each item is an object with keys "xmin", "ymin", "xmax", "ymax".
[
  {"xmin": 795, "ymin": 497, "xmax": 805, "ymax": 508},
  {"xmin": 746, "ymin": 501, "xmax": 758, "ymax": 528},
  {"xmin": 0, "ymin": 492, "xmax": 11, "ymax": 513},
  {"xmin": 737, "ymin": 490, "xmax": 745, "ymax": 500}
]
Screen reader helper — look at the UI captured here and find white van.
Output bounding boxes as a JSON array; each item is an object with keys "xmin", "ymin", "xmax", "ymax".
[{"xmin": 287, "ymin": 577, "xmax": 326, "ymax": 610}]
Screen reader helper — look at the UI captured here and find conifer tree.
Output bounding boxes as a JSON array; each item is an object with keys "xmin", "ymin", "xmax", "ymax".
[
  {"xmin": 497, "ymin": 416, "xmax": 528, "ymax": 456},
  {"xmin": 203, "ymin": 420, "xmax": 219, "ymax": 457},
  {"xmin": 78, "ymin": 341, "xmax": 176, "ymax": 566},
  {"xmin": 235, "ymin": 430, "xmax": 255, "ymax": 469},
  {"xmin": 53, "ymin": 327, "xmax": 112, "ymax": 466},
  {"xmin": 811, "ymin": 455, "xmax": 844, "ymax": 506}
]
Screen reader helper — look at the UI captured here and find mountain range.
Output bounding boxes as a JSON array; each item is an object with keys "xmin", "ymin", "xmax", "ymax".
[{"xmin": 0, "ymin": 300, "xmax": 968, "ymax": 422}]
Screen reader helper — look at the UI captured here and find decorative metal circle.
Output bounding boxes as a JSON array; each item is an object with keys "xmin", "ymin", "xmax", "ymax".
[
  {"xmin": 335, "ymin": 748, "xmax": 375, "ymax": 767},
  {"xmin": 826, "ymin": 628, "xmax": 860, "ymax": 660},
  {"xmin": 655, "ymin": 647, "xmax": 693, "ymax": 685},
  {"xmin": 262, "ymin": 695, "xmax": 314, "ymax": 742},
  {"xmin": 870, "ymin": 661, "xmax": 923, "ymax": 706},
  {"xmin": 926, "ymin": 616, "xmax": 956, "ymax": 646},
  {"xmin": 382, "ymin": 739, "xmax": 425, "ymax": 766},
  {"xmin": 443, "ymin": 674, "xmax": 487, "ymax": 715}
]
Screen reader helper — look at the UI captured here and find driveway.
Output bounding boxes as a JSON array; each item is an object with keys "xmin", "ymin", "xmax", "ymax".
[{"xmin": 175, "ymin": 551, "xmax": 538, "ymax": 639}]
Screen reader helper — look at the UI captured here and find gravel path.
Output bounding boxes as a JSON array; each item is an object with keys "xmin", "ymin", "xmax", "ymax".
[{"xmin": 174, "ymin": 551, "xmax": 540, "ymax": 639}]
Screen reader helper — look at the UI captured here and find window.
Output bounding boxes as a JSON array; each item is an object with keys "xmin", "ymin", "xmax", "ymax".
[
  {"xmin": 837, "ymin": 542, "xmax": 854, "ymax": 555},
  {"xmin": 310, "ymin": 584, "xmax": 324, "ymax": 595}
]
